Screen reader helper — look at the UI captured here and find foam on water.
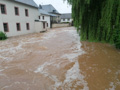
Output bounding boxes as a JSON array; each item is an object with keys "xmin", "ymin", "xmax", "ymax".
[
  {"xmin": 0, "ymin": 55, "xmax": 13, "ymax": 61},
  {"xmin": 109, "ymin": 82, "xmax": 116, "ymax": 90},
  {"xmin": 34, "ymin": 62, "xmax": 53, "ymax": 75},
  {"xmin": 1, "ymin": 81, "xmax": 29, "ymax": 90},
  {"xmin": 105, "ymin": 70, "xmax": 120, "ymax": 90},
  {"xmin": 0, "ymin": 40, "xmax": 31, "ymax": 61},
  {"xmin": 0, "ymin": 30, "xmax": 57, "ymax": 61},
  {"xmin": 61, "ymin": 61, "xmax": 89, "ymax": 90},
  {"xmin": 35, "ymin": 29, "xmax": 89, "ymax": 90},
  {"xmin": 42, "ymin": 30, "xmax": 56, "ymax": 40},
  {"xmin": 61, "ymin": 30, "xmax": 85, "ymax": 62},
  {"xmin": 105, "ymin": 82, "xmax": 116, "ymax": 90},
  {"xmin": 0, "ymin": 69, "xmax": 4, "ymax": 72},
  {"xmin": 0, "ymin": 28, "xmax": 88, "ymax": 89},
  {"xmin": 34, "ymin": 61, "xmax": 63, "ymax": 89}
]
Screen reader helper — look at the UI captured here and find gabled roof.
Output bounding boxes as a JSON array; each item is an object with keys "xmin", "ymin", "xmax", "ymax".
[
  {"xmin": 39, "ymin": 9, "xmax": 57, "ymax": 17},
  {"xmin": 41, "ymin": 4, "xmax": 60, "ymax": 14},
  {"xmin": 49, "ymin": 13, "xmax": 57, "ymax": 17},
  {"xmin": 14, "ymin": 0, "xmax": 38, "ymax": 8},
  {"xmin": 39, "ymin": 9, "xmax": 50, "ymax": 16},
  {"xmin": 60, "ymin": 13, "xmax": 72, "ymax": 19},
  {"xmin": 38, "ymin": 5, "xmax": 57, "ymax": 16}
]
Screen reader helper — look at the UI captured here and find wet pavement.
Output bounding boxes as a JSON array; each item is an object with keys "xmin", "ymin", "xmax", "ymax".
[{"xmin": 0, "ymin": 27, "xmax": 120, "ymax": 90}]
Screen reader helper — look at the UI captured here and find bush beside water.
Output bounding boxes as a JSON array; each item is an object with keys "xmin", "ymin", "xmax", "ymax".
[{"xmin": 0, "ymin": 31, "xmax": 7, "ymax": 40}]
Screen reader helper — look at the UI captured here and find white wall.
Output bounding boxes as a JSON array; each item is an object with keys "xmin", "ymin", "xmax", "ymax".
[
  {"xmin": 35, "ymin": 22, "xmax": 47, "ymax": 32},
  {"xmin": 0, "ymin": 0, "xmax": 39, "ymax": 37},
  {"xmin": 52, "ymin": 23, "xmax": 70, "ymax": 28},
  {"xmin": 61, "ymin": 19, "xmax": 73, "ymax": 23},
  {"xmin": 39, "ymin": 14, "xmax": 50, "ymax": 29}
]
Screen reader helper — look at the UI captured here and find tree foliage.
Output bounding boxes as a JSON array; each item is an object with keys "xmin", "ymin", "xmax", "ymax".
[{"xmin": 66, "ymin": 0, "xmax": 120, "ymax": 49}]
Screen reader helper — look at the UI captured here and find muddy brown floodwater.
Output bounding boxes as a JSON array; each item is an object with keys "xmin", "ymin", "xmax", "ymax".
[{"xmin": 0, "ymin": 27, "xmax": 120, "ymax": 90}]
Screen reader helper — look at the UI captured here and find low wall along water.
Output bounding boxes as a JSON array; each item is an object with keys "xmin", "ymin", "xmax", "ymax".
[{"xmin": 52, "ymin": 23, "xmax": 70, "ymax": 28}]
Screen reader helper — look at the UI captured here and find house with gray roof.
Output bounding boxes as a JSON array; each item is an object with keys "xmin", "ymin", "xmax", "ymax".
[
  {"xmin": 0, "ymin": 0, "xmax": 47, "ymax": 37},
  {"xmin": 41, "ymin": 4, "xmax": 61, "ymax": 24},
  {"xmin": 60, "ymin": 13, "xmax": 73, "ymax": 23},
  {"xmin": 41, "ymin": 4, "xmax": 60, "ymax": 15},
  {"xmin": 38, "ymin": 5, "xmax": 51, "ymax": 29}
]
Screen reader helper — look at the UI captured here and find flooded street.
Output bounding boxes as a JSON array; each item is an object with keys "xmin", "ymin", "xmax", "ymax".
[{"xmin": 0, "ymin": 27, "xmax": 120, "ymax": 90}]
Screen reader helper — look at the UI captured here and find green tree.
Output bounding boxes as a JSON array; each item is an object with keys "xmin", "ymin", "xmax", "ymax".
[{"xmin": 66, "ymin": 0, "xmax": 120, "ymax": 49}]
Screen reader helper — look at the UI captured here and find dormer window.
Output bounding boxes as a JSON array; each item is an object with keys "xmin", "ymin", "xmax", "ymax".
[{"xmin": 53, "ymin": 10, "xmax": 56, "ymax": 13}]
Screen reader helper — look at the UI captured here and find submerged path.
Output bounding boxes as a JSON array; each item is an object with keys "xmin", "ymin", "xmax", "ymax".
[{"xmin": 0, "ymin": 27, "xmax": 120, "ymax": 90}]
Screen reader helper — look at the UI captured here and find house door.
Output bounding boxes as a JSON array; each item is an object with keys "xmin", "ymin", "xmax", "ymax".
[{"xmin": 43, "ymin": 22, "xmax": 45, "ymax": 29}]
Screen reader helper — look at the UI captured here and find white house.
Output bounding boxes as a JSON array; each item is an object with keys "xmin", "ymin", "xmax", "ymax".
[
  {"xmin": 41, "ymin": 4, "xmax": 61, "ymax": 28},
  {"xmin": 0, "ymin": 0, "xmax": 47, "ymax": 37},
  {"xmin": 60, "ymin": 13, "xmax": 73, "ymax": 23},
  {"xmin": 34, "ymin": 5, "xmax": 51, "ymax": 33},
  {"xmin": 38, "ymin": 5, "xmax": 50, "ymax": 29}
]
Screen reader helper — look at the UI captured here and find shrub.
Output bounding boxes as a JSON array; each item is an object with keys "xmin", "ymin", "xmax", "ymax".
[{"xmin": 0, "ymin": 31, "xmax": 7, "ymax": 40}]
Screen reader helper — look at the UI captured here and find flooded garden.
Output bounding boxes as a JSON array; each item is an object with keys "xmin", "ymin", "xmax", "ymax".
[{"xmin": 0, "ymin": 27, "xmax": 120, "ymax": 90}]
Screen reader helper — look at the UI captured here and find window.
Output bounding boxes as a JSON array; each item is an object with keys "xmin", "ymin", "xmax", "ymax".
[
  {"xmin": 25, "ymin": 9, "xmax": 28, "ymax": 16},
  {"xmin": 42, "ymin": 16, "xmax": 44, "ymax": 20},
  {"xmin": 43, "ymin": 22, "xmax": 45, "ymax": 29},
  {"xmin": 26, "ymin": 23, "xmax": 30, "ymax": 30},
  {"xmin": 47, "ymin": 23, "xmax": 48, "ymax": 27},
  {"xmin": 39, "ymin": 16, "xmax": 40, "ymax": 19},
  {"xmin": 68, "ymin": 18, "xmax": 70, "ymax": 21},
  {"xmin": 14, "ymin": 7, "xmax": 19, "ymax": 15},
  {"xmin": 16, "ymin": 23, "xmax": 21, "ymax": 31},
  {"xmin": 63, "ymin": 19, "xmax": 65, "ymax": 21},
  {"xmin": 53, "ymin": 10, "xmax": 56, "ymax": 13},
  {"xmin": 3, "ymin": 23, "xmax": 9, "ymax": 32},
  {"xmin": 0, "ymin": 4, "xmax": 7, "ymax": 14}
]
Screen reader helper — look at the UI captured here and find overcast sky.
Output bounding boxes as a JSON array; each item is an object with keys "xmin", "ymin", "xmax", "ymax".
[{"xmin": 34, "ymin": 0, "xmax": 72, "ymax": 13}]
